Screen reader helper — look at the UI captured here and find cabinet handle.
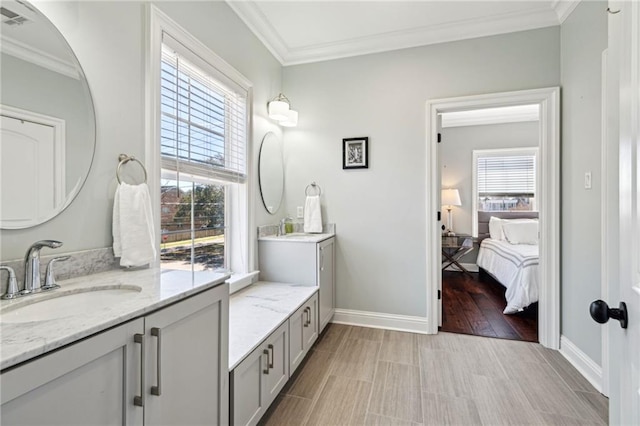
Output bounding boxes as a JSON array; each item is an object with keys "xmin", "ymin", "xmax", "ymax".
[
  {"xmin": 268, "ymin": 344, "xmax": 275, "ymax": 368},
  {"xmin": 151, "ymin": 327, "xmax": 162, "ymax": 396},
  {"xmin": 304, "ymin": 307, "xmax": 310, "ymax": 327},
  {"xmin": 263, "ymin": 349, "xmax": 270, "ymax": 374},
  {"xmin": 133, "ymin": 333, "xmax": 145, "ymax": 407}
]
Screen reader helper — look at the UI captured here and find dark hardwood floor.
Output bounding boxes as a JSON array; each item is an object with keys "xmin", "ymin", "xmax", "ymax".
[{"xmin": 440, "ymin": 270, "xmax": 538, "ymax": 342}]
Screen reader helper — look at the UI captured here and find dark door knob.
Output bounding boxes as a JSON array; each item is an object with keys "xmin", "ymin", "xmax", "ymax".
[{"xmin": 590, "ymin": 299, "xmax": 628, "ymax": 329}]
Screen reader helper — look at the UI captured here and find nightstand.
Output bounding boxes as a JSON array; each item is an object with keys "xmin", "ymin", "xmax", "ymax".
[{"xmin": 441, "ymin": 234, "xmax": 476, "ymax": 277}]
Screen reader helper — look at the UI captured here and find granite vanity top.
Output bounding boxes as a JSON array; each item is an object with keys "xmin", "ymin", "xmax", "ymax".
[
  {"xmin": 257, "ymin": 232, "xmax": 335, "ymax": 243},
  {"xmin": 229, "ymin": 281, "xmax": 317, "ymax": 370},
  {"xmin": 0, "ymin": 268, "xmax": 229, "ymax": 370}
]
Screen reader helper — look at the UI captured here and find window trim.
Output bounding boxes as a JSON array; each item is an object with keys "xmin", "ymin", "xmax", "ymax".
[
  {"xmin": 146, "ymin": 5, "xmax": 254, "ymax": 276},
  {"xmin": 471, "ymin": 147, "xmax": 539, "ymax": 237}
]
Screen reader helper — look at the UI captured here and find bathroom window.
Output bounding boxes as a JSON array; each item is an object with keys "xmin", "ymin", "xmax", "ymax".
[
  {"xmin": 472, "ymin": 147, "xmax": 538, "ymax": 235},
  {"xmin": 158, "ymin": 36, "xmax": 248, "ymax": 272}
]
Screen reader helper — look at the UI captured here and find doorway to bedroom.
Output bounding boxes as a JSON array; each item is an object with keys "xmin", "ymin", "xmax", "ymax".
[
  {"xmin": 438, "ymin": 106, "xmax": 540, "ymax": 342},
  {"xmin": 426, "ymin": 87, "xmax": 560, "ymax": 349}
]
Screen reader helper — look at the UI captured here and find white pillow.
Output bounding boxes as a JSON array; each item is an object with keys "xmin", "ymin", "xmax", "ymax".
[
  {"xmin": 488, "ymin": 216, "xmax": 505, "ymax": 240},
  {"xmin": 502, "ymin": 220, "xmax": 539, "ymax": 245}
]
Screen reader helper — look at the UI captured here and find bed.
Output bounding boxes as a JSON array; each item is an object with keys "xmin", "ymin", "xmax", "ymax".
[{"xmin": 476, "ymin": 211, "xmax": 539, "ymax": 314}]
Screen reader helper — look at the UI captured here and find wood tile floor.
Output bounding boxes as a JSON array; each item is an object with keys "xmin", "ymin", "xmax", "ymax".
[
  {"xmin": 259, "ymin": 324, "xmax": 608, "ymax": 426},
  {"xmin": 441, "ymin": 271, "xmax": 538, "ymax": 342}
]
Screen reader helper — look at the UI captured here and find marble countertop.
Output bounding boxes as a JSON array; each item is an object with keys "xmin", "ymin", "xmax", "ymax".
[
  {"xmin": 0, "ymin": 268, "xmax": 229, "ymax": 370},
  {"xmin": 258, "ymin": 232, "xmax": 335, "ymax": 243},
  {"xmin": 229, "ymin": 281, "xmax": 317, "ymax": 370}
]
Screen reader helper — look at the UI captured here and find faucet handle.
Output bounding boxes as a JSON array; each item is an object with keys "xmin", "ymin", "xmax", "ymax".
[
  {"xmin": 42, "ymin": 256, "xmax": 70, "ymax": 291},
  {"xmin": 0, "ymin": 266, "xmax": 20, "ymax": 300}
]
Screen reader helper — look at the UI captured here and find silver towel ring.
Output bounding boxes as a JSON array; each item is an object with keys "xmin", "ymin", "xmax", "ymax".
[
  {"xmin": 116, "ymin": 154, "xmax": 148, "ymax": 184},
  {"xmin": 305, "ymin": 182, "xmax": 322, "ymax": 196}
]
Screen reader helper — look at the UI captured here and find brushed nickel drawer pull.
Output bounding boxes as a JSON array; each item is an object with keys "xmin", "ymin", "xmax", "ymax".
[
  {"xmin": 133, "ymin": 333, "xmax": 145, "ymax": 407},
  {"xmin": 268, "ymin": 344, "xmax": 275, "ymax": 368},
  {"xmin": 151, "ymin": 327, "xmax": 162, "ymax": 396}
]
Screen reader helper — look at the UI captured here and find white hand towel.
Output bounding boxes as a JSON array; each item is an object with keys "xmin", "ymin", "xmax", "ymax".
[
  {"xmin": 113, "ymin": 182, "xmax": 156, "ymax": 268},
  {"xmin": 303, "ymin": 195, "xmax": 323, "ymax": 233}
]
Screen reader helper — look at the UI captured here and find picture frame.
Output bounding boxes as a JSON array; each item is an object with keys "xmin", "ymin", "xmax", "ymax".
[{"xmin": 342, "ymin": 137, "xmax": 369, "ymax": 169}]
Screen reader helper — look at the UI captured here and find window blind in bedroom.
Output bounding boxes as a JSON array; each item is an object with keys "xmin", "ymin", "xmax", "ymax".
[{"xmin": 477, "ymin": 155, "xmax": 536, "ymax": 196}]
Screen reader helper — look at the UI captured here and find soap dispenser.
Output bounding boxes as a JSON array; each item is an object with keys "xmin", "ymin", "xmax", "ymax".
[{"xmin": 284, "ymin": 215, "xmax": 294, "ymax": 234}]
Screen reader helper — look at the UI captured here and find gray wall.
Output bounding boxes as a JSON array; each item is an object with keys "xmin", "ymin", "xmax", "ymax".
[
  {"xmin": 283, "ymin": 27, "xmax": 560, "ymax": 317},
  {"xmin": 440, "ymin": 121, "xmax": 539, "ymax": 237},
  {"xmin": 0, "ymin": 0, "xmax": 282, "ymax": 262},
  {"xmin": 560, "ymin": 1, "xmax": 607, "ymax": 364}
]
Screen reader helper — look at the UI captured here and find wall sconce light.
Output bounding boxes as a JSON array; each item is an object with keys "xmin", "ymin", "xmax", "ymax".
[{"xmin": 268, "ymin": 93, "xmax": 298, "ymax": 127}]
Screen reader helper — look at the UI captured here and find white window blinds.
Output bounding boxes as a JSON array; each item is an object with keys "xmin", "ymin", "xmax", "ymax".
[
  {"xmin": 160, "ymin": 38, "xmax": 247, "ymax": 183},
  {"xmin": 477, "ymin": 155, "xmax": 536, "ymax": 196}
]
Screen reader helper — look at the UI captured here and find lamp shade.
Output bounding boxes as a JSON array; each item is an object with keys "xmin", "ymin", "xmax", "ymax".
[
  {"xmin": 279, "ymin": 109, "xmax": 298, "ymax": 127},
  {"xmin": 268, "ymin": 100, "xmax": 289, "ymax": 121},
  {"xmin": 441, "ymin": 188, "xmax": 462, "ymax": 207}
]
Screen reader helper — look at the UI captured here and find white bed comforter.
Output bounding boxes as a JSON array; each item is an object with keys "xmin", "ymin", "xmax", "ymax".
[{"xmin": 476, "ymin": 238, "xmax": 539, "ymax": 314}]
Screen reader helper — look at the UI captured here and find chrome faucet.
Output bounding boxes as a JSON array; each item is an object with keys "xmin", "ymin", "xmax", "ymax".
[{"xmin": 22, "ymin": 240, "xmax": 63, "ymax": 295}]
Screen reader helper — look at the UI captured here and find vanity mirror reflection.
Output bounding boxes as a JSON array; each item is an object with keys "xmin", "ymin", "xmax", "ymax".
[
  {"xmin": 258, "ymin": 132, "xmax": 284, "ymax": 214},
  {"xmin": 0, "ymin": 0, "xmax": 96, "ymax": 229}
]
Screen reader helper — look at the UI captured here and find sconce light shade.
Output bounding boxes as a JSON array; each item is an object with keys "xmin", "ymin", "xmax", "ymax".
[
  {"xmin": 279, "ymin": 109, "xmax": 298, "ymax": 127},
  {"xmin": 441, "ymin": 188, "xmax": 462, "ymax": 207},
  {"xmin": 268, "ymin": 93, "xmax": 290, "ymax": 121}
]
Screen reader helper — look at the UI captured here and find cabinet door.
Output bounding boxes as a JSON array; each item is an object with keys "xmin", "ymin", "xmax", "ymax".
[
  {"xmin": 289, "ymin": 302, "xmax": 306, "ymax": 374},
  {"xmin": 303, "ymin": 293, "xmax": 319, "ymax": 349},
  {"xmin": 262, "ymin": 321, "xmax": 289, "ymax": 406},
  {"xmin": 318, "ymin": 238, "xmax": 335, "ymax": 332},
  {"xmin": 0, "ymin": 318, "xmax": 144, "ymax": 426},
  {"xmin": 144, "ymin": 284, "xmax": 229, "ymax": 426},
  {"xmin": 231, "ymin": 345, "xmax": 266, "ymax": 426}
]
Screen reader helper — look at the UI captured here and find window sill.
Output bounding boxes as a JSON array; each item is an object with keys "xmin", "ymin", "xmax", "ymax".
[{"xmin": 227, "ymin": 271, "xmax": 260, "ymax": 295}]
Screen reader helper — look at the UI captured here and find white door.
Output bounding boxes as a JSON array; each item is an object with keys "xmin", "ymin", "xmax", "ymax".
[
  {"xmin": 603, "ymin": 1, "xmax": 640, "ymax": 424},
  {"xmin": 0, "ymin": 115, "xmax": 56, "ymax": 226}
]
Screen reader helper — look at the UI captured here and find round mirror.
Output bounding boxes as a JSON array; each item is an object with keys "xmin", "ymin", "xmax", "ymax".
[
  {"xmin": 258, "ymin": 132, "xmax": 284, "ymax": 215},
  {"xmin": 0, "ymin": 0, "xmax": 96, "ymax": 229}
]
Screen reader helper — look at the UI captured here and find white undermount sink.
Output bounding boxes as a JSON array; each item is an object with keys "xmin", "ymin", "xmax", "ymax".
[{"xmin": 0, "ymin": 285, "xmax": 142, "ymax": 324}]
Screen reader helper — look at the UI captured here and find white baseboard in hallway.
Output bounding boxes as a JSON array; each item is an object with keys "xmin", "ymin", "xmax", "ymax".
[
  {"xmin": 560, "ymin": 335, "xmax": 603, "ymax": 393},
  {"xmin": 332, "ymin": 309, "xmax": 430, "ymax": 334}
]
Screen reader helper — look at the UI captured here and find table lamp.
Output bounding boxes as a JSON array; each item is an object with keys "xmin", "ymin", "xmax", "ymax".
[{"xmin": 441, "ymin": 188, "xmax": 462, "ymax": 236}]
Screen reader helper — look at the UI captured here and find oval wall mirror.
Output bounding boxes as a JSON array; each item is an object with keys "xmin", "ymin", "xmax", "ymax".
[
  {"xmin": 0, "ymin": 0, "xmax": 96, "ymax": 229},
  {"xmin": 258, "ymin": 132, "xmax": 284, "ymax": 215}
]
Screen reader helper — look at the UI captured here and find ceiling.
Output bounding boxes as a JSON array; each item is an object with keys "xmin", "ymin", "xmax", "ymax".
[{"xmin": 227, "ymin": 0, "xmax": 580, "ymax": 66}]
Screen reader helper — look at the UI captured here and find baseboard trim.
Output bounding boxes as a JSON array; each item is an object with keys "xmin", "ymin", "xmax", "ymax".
[
  {"xmin": 559, "ymin": 335, "xmax": 603, "ymax": 393},
  {"xmin": 332, "ymin": 308, "xmax": 430, "ymax": 334}
]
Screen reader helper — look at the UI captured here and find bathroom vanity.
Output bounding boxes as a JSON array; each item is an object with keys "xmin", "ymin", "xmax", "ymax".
[
  {"xmin": 0, "ymin": 268, "xmax": 230, "ymax": 425},
  {"xmin": 258, "ymin": 232, "xmax": 335, "ymax": 332}
]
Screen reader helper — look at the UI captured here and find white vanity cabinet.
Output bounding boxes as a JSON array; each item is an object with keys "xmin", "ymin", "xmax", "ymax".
[
  {"xmin": 289, "ymin": 292, "xmax": 318, "ymax": 374},
  {"xmin": 0, "ymin": 318, "xmax": 144, "ymax": 425},
  {"xmin": 231, "ymin": 321, "xmax": 289, "ymax": 426},
  {"xmin": 0, "ymin": 284, "xmax": 229, "ymax": 426},
  {"xmin": 258, "ymin": 235, "xmax": 335, "ymax": 333}
]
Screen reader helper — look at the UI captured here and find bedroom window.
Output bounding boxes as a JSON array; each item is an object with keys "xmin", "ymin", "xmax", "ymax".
[
  {"xmin": 472, "ymin": 147, "xmax": 538, "ymax": 235},
  {"xmin": 159, "ymin": 36, "xmax": 248, "ymax": 273}
]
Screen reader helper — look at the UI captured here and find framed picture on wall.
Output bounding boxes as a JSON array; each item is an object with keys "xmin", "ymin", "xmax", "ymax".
[{"xmin": 342, "ymin": 137, "xmax": 369, "ymax": 169}]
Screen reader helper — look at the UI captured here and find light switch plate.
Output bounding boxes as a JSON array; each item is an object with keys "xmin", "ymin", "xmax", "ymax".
[
  {"xmin": 296, "ymin": 206, "xmax": 304, "ymax": 218},
  {"xmin": 584, "ymin": 172, "xmax": 592, "ymax": 189}
]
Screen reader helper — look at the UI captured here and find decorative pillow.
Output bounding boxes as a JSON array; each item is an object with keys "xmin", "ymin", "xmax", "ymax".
[
  {"xmin": 488, "ymin": 216, "xmax": 504, "ymax": 240},
  {"xmin": 502, "ymin": 220, "xmax": 539, "ymax": 245}
]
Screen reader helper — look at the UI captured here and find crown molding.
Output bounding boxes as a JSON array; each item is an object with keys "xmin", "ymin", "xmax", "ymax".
[
  {"xmin": 225, "ymin": 0, "xmax": 287, "ymax": 64},
  {"xmin": 1, "ymin": 35, "xmax": 79, "ymax": 79},
  {"xmin": 227, "ymin": 1, "xmax": 561, "ymax": 66},
  {"xmin": 552, "ymin": 0, "xmax": 582, "ymax": 23}
]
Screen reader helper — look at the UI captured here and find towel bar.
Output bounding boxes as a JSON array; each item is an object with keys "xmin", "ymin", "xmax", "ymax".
[
  {"xmin": 116, "ymin": 154, "xmax": 148, "ymax": 184},
  {"xmin": 305, "ymin": 182, "xmax": 322, "ymax": 196}
]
